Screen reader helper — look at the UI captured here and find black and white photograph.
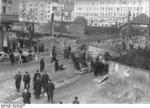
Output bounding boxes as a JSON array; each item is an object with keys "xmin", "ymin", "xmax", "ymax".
[{"xmin": 0, "ymin": 0, "xmax": 150, "ymax": 105}]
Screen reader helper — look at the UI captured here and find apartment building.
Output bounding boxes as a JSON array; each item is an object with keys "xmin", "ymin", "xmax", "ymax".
[
  {"xmin": 72, "ymin": 0, "xmax": 150, "ymax": 27},
  {"xmin": 19, "ymin": 0, "xmax": 63, "ymax": 23},
  {"xmin": 0, "ymin": 0, "xmax": 19, "ymax": 51}
]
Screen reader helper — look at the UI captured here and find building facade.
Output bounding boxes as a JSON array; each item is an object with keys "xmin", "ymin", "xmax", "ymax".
[
  {"xmin": 0, "ymin": 0, "xmax": 19, "ymax": 51},
  {"xmin": 72, "ymin": 0, "xmax": 150, "ymax": 27},
  {"xmin": 19, "ymin": 0, "xmax": 63, "ymax": 23},
  {"xmin": 0, "ymin": 0, "xmax": 19, "ymax": 15}
]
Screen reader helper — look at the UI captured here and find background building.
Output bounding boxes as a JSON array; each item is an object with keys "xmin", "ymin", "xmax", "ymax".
[
  {"xmin": 72, "ymin": 0, "xmax": 150, "ymax": 27},
  {"xmin": 0, "ymin": 0, "xmax": 19, "ymax": 51},
  {"xmin": 19, "ymin": 0, "xmax": 63, "ymax": 23}
]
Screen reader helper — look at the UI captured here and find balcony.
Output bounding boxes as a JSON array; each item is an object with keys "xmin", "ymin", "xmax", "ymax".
[{"xmin": 0, "ymin": 14, "xmax": 19, "ymax": 24}]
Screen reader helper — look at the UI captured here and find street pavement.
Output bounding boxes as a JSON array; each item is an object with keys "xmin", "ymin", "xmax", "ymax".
[
  {"xmin": 0, "ymin": 53, "xmax": 112, "ymax": 104},
  {"xmin": 0, "ymin": 55, "xmax": 81, "ymax": 104},
  {"xmin": 10, "ymin": 73, "xmax": 111, "ymax": 104}
]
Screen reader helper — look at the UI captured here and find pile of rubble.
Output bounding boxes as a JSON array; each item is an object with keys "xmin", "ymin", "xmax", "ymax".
[{"xmin": 98, "ymin": 76, "xmax": 150, "ymax": 103}]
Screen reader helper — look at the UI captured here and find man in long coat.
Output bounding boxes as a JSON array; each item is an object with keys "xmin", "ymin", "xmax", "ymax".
[
  {"xmin": 34, "ymin": 77, "xmax": 42, "ymax": 99},
  {"xmin": 54, "ymin": 59, "xmax": 59, "ymax": 72},
  {"xmin": 9, "ymin": 52, "xmax": 15, "ymax": 65},
  {"xmin": 45, "ymin": 80, "xmax": 55, "ymax": 103},
  {"xmin": 22, "ymin": 89, "xmax": 31, "ymax": 104},
  {"xmin": 40, "ymin": 57, "xmax": 45, "ymax": 72},
  {"xmin": 23, "ymin": 72, "xmax": 30, "ymax": 89},
  {"xmin": 33, "ymin": 70, "xmax": 41, "ymax": 90},
  {"xmin": 14, "ymin": 71, "xmax": 22, "ymax": 92},
  {"xmin": 41, "ymin": 72, "xmax": 49, "ymax": 92}
]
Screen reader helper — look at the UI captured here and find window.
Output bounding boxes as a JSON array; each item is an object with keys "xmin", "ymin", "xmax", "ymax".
[
  {"xmin": 3, "ymin": 6, "xmax": 6, "ymax": 14},
  {"xmin": 8, "ymin": 1, "xmax": 12, "ymax": 4},
  {"xmin": 8, "ymin": 6, "xmax": 11, "ymax": 14},
  {"xmin": 2, "ymin": 0, "xmax": 6, "ymax": 2},
  {"xmin": 52, "ymin": 6, "xmax": 57, "ymax": 11}
]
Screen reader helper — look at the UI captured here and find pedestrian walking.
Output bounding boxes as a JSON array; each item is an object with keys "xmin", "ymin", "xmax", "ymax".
[
  {"xmin": 72, "ymin": 96, "xmax": 80, "ymax": 104},
  {"xmin": 51, "ymin": 54, "xmax": 57, "ymax": 63},
  {"xmin": 18, "ymin": 54, "xmax": 23, "ymax": 64},
  {"xmin": 45, "ymin": 80, "xmax": 55, "ymax": 103},
  {"xmin": 22, "ymin": 89, "xmax": 31, "ymax": 104},
  {"xmin": 34, "ymin": 77, "xmax": 42, "ymax": 99},
  {"xmin": 18, "ymin": 49, "xmax": 23, "ymax": 64},
  {"xmin": 40, "ymin": 57, "xmax": 45, "ymax": 72},
  {"xmin": 14, "ymin": 71, "xmax": 22, "ymax": 92},
  {"xmin": 23, "ymin": 72, "xmax": 30, "ymax": 89},
  {"xmin": 41, "ymin": 71, "xmax": 49, "ymax": 92},
  {"xmin": 35, "ymin": 53, "xmax": 38, "ymax": 62},
  {"xmin": 54, "ymin": 59, "xmax": 59, "ymax": 72},
  {"xmin": 33, "ymin": 70, "xmax": 41, "ymax": 90}
]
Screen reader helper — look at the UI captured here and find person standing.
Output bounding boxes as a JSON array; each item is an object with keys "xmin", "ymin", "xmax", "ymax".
[
  {"xmin": 34, "ymin": 77, "xmax": 42, "ymax": 99},
  {"xmin": 33, "ymin": 70, "xmax": 41, "ymax": 90},
  {"xmin": 72, "ymin": 96, "xmax": 80, "ymax": 104},
  {"xmin": 18, "ymin": 49, "xmax": 23, "ymax": 64},
  {"xmin": 14, "ymin": 71, "xmax": 22, "ymax": 92},
  {"xmin": 35, "ymin": 53, "xmax": 38, "ymax": 62},
  {"xmin": 40, "ymin": 57, "xmax": 45, "ymax": 72},
  {"xmin": 23, "ymin": 72, "xmax": 30, "ymax": 89},
  {"xmin": 54, "ymin": 59, "xmax": 59, "ymax": 72},
  {"xmin": 45, "ymin": 80, "xmax": 55, "ymax": 103},
  {"xmin": 41, "ymin": 71, "xmax": 49, "ymax": 92},
  {"xmin": 22, "ymin": 89, "xmax": 31, "ymax": 104},
  {"xmin": 34, "ymin": 46, "xmax": 37, "ymax": 53},
  {"xmin": 9, "ymin": 52, "xmax": 15, "ymax": 65}
]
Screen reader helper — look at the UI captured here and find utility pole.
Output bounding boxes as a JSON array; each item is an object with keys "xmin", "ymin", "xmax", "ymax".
[
  {"xmin": 127, "ymin": 11, "xmax": 131, "ymax": 38},
  {"xmin": 148, "ymin": 19, "xmax": 150, "ymax": 47},
  {"xmin": 51, "ymin": 13, "xmax": 54, "ymax": 36},
  {"xmin": 60, "ymin": 9, "xmax": 64, "ymax": 36}
]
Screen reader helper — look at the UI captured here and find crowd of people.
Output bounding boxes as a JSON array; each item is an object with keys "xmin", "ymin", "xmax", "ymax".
[
  {"xmin": 70, "ymin": 50, "xmax": 109, "ymax": 76},
  {"xmin": 13, "ymin": 45, "xmax": 80, "ymax": 104},
  {"xmin": 14, "ymin": 70, "xmax": 80, "ymax": 104},
  {"xmin": 13, "ymin": 42, "xmax": 109, "ymax": 104},
  {"xmin": 14, "ymin": 70, "xmax": 55, "ymax": 104}
]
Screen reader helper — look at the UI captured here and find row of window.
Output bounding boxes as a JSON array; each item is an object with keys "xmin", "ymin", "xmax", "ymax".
[
  {"xmin": 77, "ymin": 0, "xmax": 142, "ymax": 6},
  {"xmin": 2, "ymin": 5, "xmax": 12, "ymax": 14},
  {"xmin": 77, "ymin": 6, "xmax": 143, "ymax": 11},
  {"xmin": 76, "ymin": 11, "xmax": 140, "ymax": 17}
]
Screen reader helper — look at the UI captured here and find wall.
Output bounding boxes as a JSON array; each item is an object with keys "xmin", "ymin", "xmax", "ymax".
[{"xmin": 109, "ymin": 61, "xmax": 150, "ymax": 86}]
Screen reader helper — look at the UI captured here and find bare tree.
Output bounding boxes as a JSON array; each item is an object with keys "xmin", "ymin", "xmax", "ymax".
[{"xmin": 20, "ymin": 8, "xmax": 38, "ymax": 40}]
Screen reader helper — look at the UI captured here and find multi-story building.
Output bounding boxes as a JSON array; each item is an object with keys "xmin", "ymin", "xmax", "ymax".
[
  {"xmin": 19, "ymin": 0, "xmax": 63, "ymax": 23},
  {"xmin": 72, "ymin": 0, "xmax": 150, "ymax": 27},
  {"xmin": 0, "ymin": 0, "xmax": 18, "ymax": 15},
  {"xmin": 0, "ymin": 0, "xmax": 19, "ymax": 51}
]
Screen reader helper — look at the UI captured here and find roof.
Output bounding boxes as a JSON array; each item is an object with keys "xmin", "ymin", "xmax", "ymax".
[{"xmin": 131, "ymin": 14, "xmax": 150, "ymax": 25}]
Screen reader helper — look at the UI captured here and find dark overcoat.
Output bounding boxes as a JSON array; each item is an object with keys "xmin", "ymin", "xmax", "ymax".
[{"xmin": 22, "ymin": 92, "xmax": 31, "ymax": 104}]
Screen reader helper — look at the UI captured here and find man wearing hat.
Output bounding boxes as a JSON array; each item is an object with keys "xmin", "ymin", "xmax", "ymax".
[
  {"xmin": 34, "ymin": 77, "xmax": 42, "ymax": 99},
  {"xmin": 23, "ymin": 72, "xmax": 30, "ymax": 89},
  {"xmin": 22, "ymin": 89, "xmax": 31, "ymax": 104},
  {"xmin": 72, "ymin": 96, "xmax": 80, "ymax": 104},
  {"xmin": 14, "ymin": 71, "xmax": 22, "ymax": 92},
  {"xmin": 45, "ymin": 80, "xmax": 55, "ymax": 103}
]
